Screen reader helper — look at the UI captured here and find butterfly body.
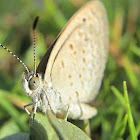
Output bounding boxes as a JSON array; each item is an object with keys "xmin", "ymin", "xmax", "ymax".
[{"xmin": 22, "ymin": 0, "xmax": 109, "ymax": 120}]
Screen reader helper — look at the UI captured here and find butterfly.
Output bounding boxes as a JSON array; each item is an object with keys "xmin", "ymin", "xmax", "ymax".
[{"xmin": 1, "ymin": 0, "xmax": 109, "ymax": 120}]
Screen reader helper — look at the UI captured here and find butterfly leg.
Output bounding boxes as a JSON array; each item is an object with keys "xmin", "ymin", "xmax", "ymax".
[
  {"xmin": 33, "ymin": 102, "xmax": 38, "ymax": 120},
  {"xmin": 64, "ymin": 105, "xmax": 70, "ymax": 121},
  {"xmin": 75, "ymin": 92, "xmax": 83, "ymax": 119},
  {"xmin": 24, "ymin": 101, "xmax": 36, "ymax": 116}
]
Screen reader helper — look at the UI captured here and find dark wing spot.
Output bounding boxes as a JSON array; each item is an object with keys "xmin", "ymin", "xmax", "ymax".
[
  {"xmin": 83, "ymin": 49, "xmax": 85, "ymax": 53},
  {"xmin": 69, "ymin": 96, "xmax": 72, "ymax": 101},
  {"xmin": 74, "ymin": 51, "xmax": 77, "ymax": 55},
  {"xmin": 68, "ymin": 74, "xmax": 72, "ymax": 79},
  {"xmin": 69, "ymin": 44, "xmax": 73, "ymax": 50},
  {"xmin": 83, "ymin": 18, "xmax": 86, "ymax": 22},
  {"xmin": 61, "ymin": 60, "xmax": 65, "ymax": 68},
  {"xmin": 83, "ymin": 57, "xmax": 86, "ymax": 63},
  {"xmin": 70, "ymin": 82, "xmax": 73, "ymax": 87},
  {"xmin": 84, "ymin": 37, "xmax": 88, "ymax": 41}
]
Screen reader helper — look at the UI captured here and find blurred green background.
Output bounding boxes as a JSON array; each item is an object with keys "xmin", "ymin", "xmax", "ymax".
[{"xmin": 0, "ymin": 0, "xmax": 140, "ymax": 139}]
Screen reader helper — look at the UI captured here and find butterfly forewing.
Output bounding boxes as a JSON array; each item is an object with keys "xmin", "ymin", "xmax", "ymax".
[{"xmin": 37, "ymin": 1, "xmax": 109, "ymax": 104}]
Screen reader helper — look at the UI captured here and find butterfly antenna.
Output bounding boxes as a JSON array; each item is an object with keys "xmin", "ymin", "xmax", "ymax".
[
  {"xmin": 0, "ymin": 43, "xmax": 30, "ymax": 74},
  {"xmin": 33, "ymin": 16, "xmax": 39, "ymax": 76}
]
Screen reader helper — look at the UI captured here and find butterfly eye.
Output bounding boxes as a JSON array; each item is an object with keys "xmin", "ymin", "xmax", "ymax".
[{"xmin": 29, "ymin": 77, "xmax": 40, "ymax": 90}]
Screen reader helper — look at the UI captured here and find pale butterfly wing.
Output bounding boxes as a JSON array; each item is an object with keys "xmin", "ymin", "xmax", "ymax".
[{"xmin": 37, "ymin": 0, "xmax": 108, "ymax": 104}]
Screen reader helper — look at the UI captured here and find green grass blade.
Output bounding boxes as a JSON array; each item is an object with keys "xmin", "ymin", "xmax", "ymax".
[{"xmin": 123, "ymin": 81, "xmax": 137, "ymax": 140}]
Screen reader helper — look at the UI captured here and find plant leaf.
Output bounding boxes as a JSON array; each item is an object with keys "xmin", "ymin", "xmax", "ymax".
[
  {"xmin": 30, "ymin": 112, "xmax": 91, "ymax": 140},
  {"xmin": 1, "ymin": 133, "xmax": 29, "ymax": 140}
]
